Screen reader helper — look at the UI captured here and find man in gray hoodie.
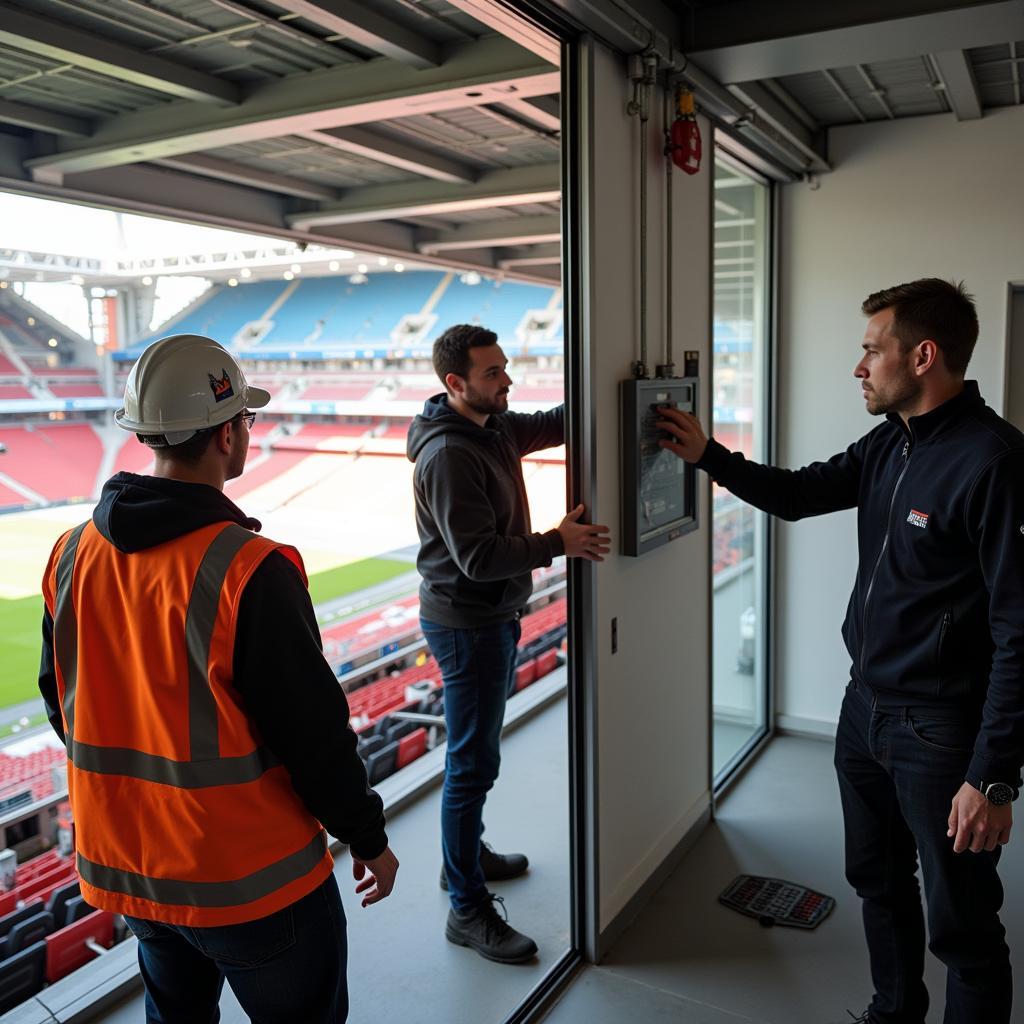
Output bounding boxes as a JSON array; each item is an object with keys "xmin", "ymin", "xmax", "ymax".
[{"xmin": 407, "ymin": 324, "xmax": 609, "ymax": 963}]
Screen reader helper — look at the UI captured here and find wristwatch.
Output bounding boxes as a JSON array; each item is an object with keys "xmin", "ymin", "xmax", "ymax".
[{"xmin": 983, "ymin": 782, "xmax": 1019, "ymax": 806}]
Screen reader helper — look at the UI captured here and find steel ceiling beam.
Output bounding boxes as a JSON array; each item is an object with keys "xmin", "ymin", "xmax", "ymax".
[
  {"xmin": 0, "ymin": 138, "xmax": 552, "ymax": 285},
  {"xmin": 153, "ymin": 154, "xmax": 339, "ymax": 200},
  {"xmin": 688, "ymin": 0, "xmax": 1024, "ymax": 83},
  {"xmin": 726, "ymin": 80, "xmax": 827, "ymax": 171},
  {"xmin": 26, "ymin": 36, "xmax": 560, "ymax": 181},
  {"xmin": 0, "ymin": 99, "xmax": 91, "ymax": 138},
  {"xmin": 443, "ymin": 0, "xmax": 561, "ymax": 65},
  {"xmin": 0, "ymin": 4, "xmax": 240, "ymax": 105},
  {"xmin": 288, "ymin": 164, "xmax": 560, "ymax": 228},
  {"xmin": 302, "ymin": 126, "xmax": 476, "ymax": 183},
  {"xmin": 269, "ymin": 1, "xmax": 442, "ymax": 68},
  {"xmin": 416, "ymin": 213, "xmax": 561, "ymax": 253},
  {"xmin": 931, "ymin": 50, "xmax": 984, "ymax": 120},
  {"xmin": 495, "ymin": 95, "xmax": 561, "ymax": 131}
]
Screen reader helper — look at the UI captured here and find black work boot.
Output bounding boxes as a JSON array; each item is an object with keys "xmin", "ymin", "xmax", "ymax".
[
  {"xmin": 440, "ymin": 841, "xmax": 529, "ymax": 891},
  {"xmin": 445, "ymin": 893, "xmax": 538, "ymax": 964}
]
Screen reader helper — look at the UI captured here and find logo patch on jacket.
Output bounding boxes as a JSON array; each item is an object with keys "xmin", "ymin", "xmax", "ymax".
[
  {"xmin": 208, "ymin": 369, "xmax": 234, "ymax": 402},
  {"xmin": 906, "ymin": 508, "xmax": 929, "ymax": 529}
]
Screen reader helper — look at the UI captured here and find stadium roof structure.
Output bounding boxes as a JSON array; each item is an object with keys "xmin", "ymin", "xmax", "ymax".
[
  {"xmin": 0, "ymin": 1, "xmax": 562, "ymax": 285},
  {"xmin": 0, "ymin": 0, "xmax": 1021, "ymax": 290}
]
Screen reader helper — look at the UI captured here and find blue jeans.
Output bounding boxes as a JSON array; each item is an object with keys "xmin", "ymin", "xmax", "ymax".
[
  {"xmin": 835, "ymin": 679, "xmax": 1011, "ymax": 1024},
  {"xmin": 123, "ymin": 875, "xmax": 348, "ymax": 1024},
  {"xmin": 421, "ymin": 617, "xmax": 521, "ymax": 913}
]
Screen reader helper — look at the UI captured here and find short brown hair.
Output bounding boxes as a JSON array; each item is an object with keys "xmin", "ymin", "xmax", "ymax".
[
  {"xmin": 862, "ymin": 278, "xmax": 978, "ymax": 375},
  {"xmin": 432, "ymin": 324, "xmax": 498, "ymax": 388}
]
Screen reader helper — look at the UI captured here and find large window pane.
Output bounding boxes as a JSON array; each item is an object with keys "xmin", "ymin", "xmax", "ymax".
[{"xmin": 712, "ymin": 156, "xmax": 770, "ymax": 781}]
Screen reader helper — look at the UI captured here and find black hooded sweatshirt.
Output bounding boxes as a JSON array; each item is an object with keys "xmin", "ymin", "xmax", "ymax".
[
  {"xmin": 407, "ymin": 394, "xmax": 565, "ymax": 628},
  {"xmin": 38, "ymin": 472, "xmax": 387, "ymax": 862},
  {"xmin": 697, "ymin": 382, "xmax": 1024, "ymax": 789}
]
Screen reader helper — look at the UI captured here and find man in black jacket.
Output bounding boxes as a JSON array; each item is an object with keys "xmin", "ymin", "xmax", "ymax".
[
  {"xmin": 39, "ymin": 336, "xmax": 397, "ymax": 1023},
  {"xmin": 408, "ymin": 324, "xmax": 609, "ymax": 964},
  {"xmin": 658, "ymin": 279, "xmax": 1021, "ymax": 1023}
]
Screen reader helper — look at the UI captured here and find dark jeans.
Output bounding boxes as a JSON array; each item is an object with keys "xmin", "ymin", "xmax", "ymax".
[
  {"xmin": 421, "ymin": 616, "xmax": 521, "ymax": 913},
  {"xmin": 123, "ymin": 875, "xmax": 348, "ymax": 1024},
  {"xmin": 834, "ymin": 679, "xmax": 1011, "ymax": 1024}
]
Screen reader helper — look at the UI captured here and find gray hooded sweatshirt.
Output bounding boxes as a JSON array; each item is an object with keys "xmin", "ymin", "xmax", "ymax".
[{"xmin": 407, "ymin": 393, "xmax": 565, "ymax": 628}]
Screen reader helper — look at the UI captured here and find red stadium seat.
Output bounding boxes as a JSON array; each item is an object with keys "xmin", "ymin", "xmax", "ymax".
[
  {"xmin": 515, "ymin": 661, "xmax": 537, "ymax": 692},
  {"xmin": 535, "ymin": 649, "xmax": 559, "ymax": 678},
  {"xmin": 44, "ymin": 910, "xmax": 114, "ymax": 983},
  {"xmin": 396, "ymin": 728, "xmax": 427, "ymax": 769},
  {"xmin": 0, "ymin": 892, "xmax": 16, "ymax": 918}
]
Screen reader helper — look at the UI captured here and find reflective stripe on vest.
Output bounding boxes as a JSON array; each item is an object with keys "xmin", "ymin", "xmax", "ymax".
[
  {"xmin": 54, "ymin": 522, "xmax": 86, "ymax": 746},
  {"xmin": 54, "ymin": 523, "xmax": 279, "ymax": 787},
  {"xmin": 77, "ymin": 831, "xmax": 328, "ymax": 908}
]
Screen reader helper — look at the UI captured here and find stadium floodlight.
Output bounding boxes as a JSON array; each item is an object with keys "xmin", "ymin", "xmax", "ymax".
[
  {"xmin": 329, "ymin": 260, "xmax": 340, "ymax": 272},
  {"xmin": 47, "ymin": 338, "xmax": 57, "ymax": 347},
  {"xmin": 27, "ymin": 317, "xmax": 35, "ymax": 326},
  {"xmin": 349, "ymin": 273, "xmax": 368, "ymax": 285},
  {"xmin": 70, "ymin": 274, "xmax": 84, "ymax": 285},
  {"xmin": 142, "ymin": 276, "xmax": 153, "ymax": 285},
  {"xmin": 378, "ymin": 257, "xmax": 388, "ymax": 266},
  {"xmin": 228, "ymin": 278, "xmax": 239, "ymax": 287},
  {"xmin": 0, "ymin": 282, "xmax": 6, "ymax": 289},
  {"xmin": 357, "ymin": 263, "xmax": 368, "ymax": 273},
  {"xmin": 290, "ymin": 263, "xmax": 302, "ymax": 273},
  {"xmin": 283, "ymin": 271, "xmax": 294, "ymax": 280},
  {"xmin": 240, "ymin": 268, "xmax": 252, "ymax": 279},
  {"xmin": 395, "ymin": 263, "xmax": 405, "ymax": 273}
]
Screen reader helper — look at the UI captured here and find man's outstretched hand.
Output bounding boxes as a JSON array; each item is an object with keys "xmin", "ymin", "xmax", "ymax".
[
  {"xmin": 948, "ymin": 783, "xmax": 1012, "ymax": 853},
  {"xmin": 657, "ymin": 407, "xmax": 709, "ymax": 464}
]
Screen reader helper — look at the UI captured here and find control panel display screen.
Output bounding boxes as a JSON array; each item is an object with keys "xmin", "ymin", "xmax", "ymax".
[{"xmin": 621, "ymin": 378, "xmax": 699, "ymax": 556}]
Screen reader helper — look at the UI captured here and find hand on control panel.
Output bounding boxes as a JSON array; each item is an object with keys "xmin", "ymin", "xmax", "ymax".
[{"xmin": 656, "ymin": 406, "xmax": 708, "ymax": 464}]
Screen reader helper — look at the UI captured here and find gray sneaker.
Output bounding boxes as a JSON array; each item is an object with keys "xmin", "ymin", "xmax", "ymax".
[
  {"xmin": 445, "ymin": 893, "xmax": 538, "ymax": 964},
  {"xmin": 439, "ymin": 842, "xmax": 529, "ymax": 891}
]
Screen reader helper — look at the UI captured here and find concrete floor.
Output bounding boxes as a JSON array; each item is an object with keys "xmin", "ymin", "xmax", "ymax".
[{"xmin": 543, "ymin": 734, "xmax": 1024, "ymax": 1024}]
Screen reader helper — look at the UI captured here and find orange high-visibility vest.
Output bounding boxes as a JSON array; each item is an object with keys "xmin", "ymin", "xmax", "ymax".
[{"xmin": 42, "ymin": 520, "xmax": 334, "ymax": 927}]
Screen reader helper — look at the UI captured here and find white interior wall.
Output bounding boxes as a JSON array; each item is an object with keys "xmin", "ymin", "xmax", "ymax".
[
  {"xmin": 583, "ymin": 41, "xmax": 712, "ymax": 936},
  {"xmin": 776, "ymin": 103, "xmax": 1024, "ymax": 732}
]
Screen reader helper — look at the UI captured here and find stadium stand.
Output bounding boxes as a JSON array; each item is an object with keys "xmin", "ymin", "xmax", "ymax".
[
  {"xmin": 429, "ymin": 278, "xmax": 558, "ymax": 348},
  {"xmin": 0, "ymin": 356, "xmax": 19, "ymax": 375},
  {"xmin": 46, "ymin": 384, "xmax": 104, "ymax": 399},
  {"xmin": 110, "ymin": 436, "xmax": 155, "ymax": 476},
  {"xmin": 0, "ymin": 426, "xmax": 101, "ymax": 502},
  {"xmin": 258, "ymin": 273, "xmax": 444, "ymax": 351},
  {"xmin": 0, "ymin": 386, "xmax": 32, "ymax": 400},
  {"xmin": 130, "ymin": 280, "xmax": 288, "ymax": 352}
]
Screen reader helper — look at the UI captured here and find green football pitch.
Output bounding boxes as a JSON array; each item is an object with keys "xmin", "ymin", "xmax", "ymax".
[{"xmin": 0, "ymin": 555, "xmax": 413, "ymax": 711}]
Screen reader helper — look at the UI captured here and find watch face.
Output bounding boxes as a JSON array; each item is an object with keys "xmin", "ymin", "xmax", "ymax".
[{"xmin": 986, "ymin": 783, "xmax": 1015, "ymax": 806}]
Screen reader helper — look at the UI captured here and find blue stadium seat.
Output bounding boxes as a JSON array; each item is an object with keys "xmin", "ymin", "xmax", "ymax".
[
  {"xmin": 47, "ymin": 880, "xmax": 81, "ymax": 930},
  {"xmin": 357, "ymin": 735, "xmax": 386, "ymax": 760},
  {"xmin": 0, "ymin": 904, "xmax": 45, "ymax": 941},
  {"xmin": 62, "ymin": 896, "xmax": 93, "ymax": 925},
  {"xmin": 5, "ymin": 911, "xmax": 53, "ymax": 958},
  {"xmin": 0, "ymin": 941, "xmax": 45, "ymax": 1013},
  {"xmin": 366, "ymin": 741, "xmax": 399, "ymax": 785}
]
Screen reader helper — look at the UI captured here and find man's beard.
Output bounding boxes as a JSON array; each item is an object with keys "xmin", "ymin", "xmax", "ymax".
[
  {"xmin": 864, "ymin": 371, "xmax": 920, "ymax": 416},
  {"xmin": 462, "ymin": 384, "xmax": 509, "ymax": 417}
]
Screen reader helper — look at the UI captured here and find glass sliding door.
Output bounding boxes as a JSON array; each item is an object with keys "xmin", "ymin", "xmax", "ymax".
[{"xmin": 711, "ymin": 154, "xmax": 771, "ymax": 783}]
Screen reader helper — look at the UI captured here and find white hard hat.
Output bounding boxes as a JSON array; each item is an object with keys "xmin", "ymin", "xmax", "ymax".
[{"xmin": 115, "ymin": 334, "xmax": 270, "ymax": 446}]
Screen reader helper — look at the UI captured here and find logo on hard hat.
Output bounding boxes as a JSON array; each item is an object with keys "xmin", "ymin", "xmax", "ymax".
[{"xmin": 208, "ymin": 369, "xmax": 234, "ymax": 403}]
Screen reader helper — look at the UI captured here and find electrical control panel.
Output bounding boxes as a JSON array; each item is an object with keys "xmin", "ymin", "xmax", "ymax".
[{"xmin": 621, "ymin": 376, "xmax": 699, "ymax": 557}]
